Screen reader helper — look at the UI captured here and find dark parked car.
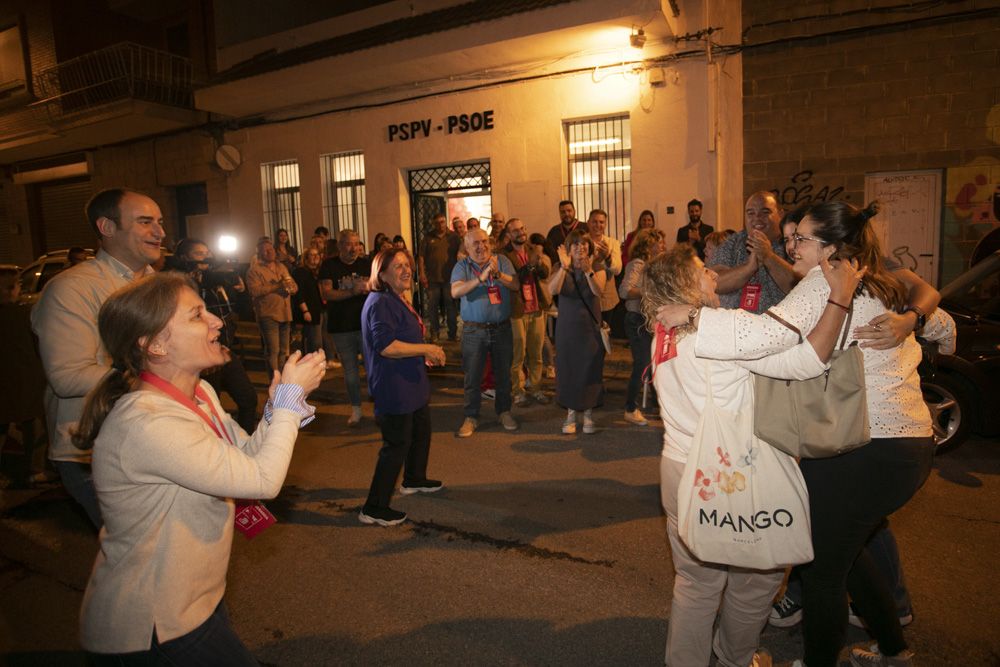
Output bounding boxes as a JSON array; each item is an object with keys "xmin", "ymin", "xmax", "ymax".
[{"xmin": 920, "ymin": 250, "xmax": 1000, "ymax": 451}]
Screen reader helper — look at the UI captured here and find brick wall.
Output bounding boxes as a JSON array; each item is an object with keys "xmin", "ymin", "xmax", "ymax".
[{"xmin": 742, "ymin": 0, "xmax": 1000, "ymax": 281}]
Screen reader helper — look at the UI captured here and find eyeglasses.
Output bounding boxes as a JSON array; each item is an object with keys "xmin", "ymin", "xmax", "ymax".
[{"xmin": 791, "ymin": 232, "xmax": 825, "ymax": 246}]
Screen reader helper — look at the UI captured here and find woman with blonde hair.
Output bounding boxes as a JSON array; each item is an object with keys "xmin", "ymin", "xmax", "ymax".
[
  {"xmin": 74, "ymin": 272, "xmax": 326, "ymax": 665},
  {"xmin": 618, "ymin": 228, "xmax": 666, "ymax": 425},
  {"xmin": 643, "ymin": 244, "xmax": 863, "ymax": 667}
]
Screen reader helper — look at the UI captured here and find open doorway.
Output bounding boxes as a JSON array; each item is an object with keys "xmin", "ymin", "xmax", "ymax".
[{"xmin": 407, "ymin": 160, "xmax": 491, "ymax": 312}]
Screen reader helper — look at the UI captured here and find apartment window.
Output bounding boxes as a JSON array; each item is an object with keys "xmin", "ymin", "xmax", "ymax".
[
  {"xmin": 261, "ymin": 159, "xmax": 302, "ymax": 250},
  {"xmin": 564, "ymin": 115, "xmax": 631, "ymax": 241},
  {"xmin": 0, "ymin": 22, "xmax": 27, "ymax": 100},
  {"xmin": 321, "ymin": 151, "xmax": 368, "ymax": 244}
]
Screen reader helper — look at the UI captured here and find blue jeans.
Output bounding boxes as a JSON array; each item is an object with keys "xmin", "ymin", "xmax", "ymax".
[
  {"xmin": 624, "ymin": 311, "xmax": 652, "ymax": 412},
  {"xmin": 52, "ymin": 459, "xmax": 102, "ymax": 529},
  {"xmin": 331, "ymin": 330, "xmax": 364, "ymax": 406},
  {"xmin": 257, "ymin": 317, "xmax": 290, "ymax": 377},
  {"xmin": 424, "ymin": 282, "xmax": 457, "ymax": 338},
  {"xmin": 86, "ymin": 601, "xmax": 258, "ymax": 666},
  {"xmin": 461, "ymin": 321, "xmax": 513, "ymax": 417}
]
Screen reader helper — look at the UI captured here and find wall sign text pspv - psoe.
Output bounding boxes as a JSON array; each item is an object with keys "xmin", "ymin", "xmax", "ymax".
[{"xmin": 388, "ymin": 110, "xmax": 495, "ymax": 142}]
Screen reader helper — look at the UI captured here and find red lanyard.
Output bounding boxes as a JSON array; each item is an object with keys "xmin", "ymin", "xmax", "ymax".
[
  {"xmin": 395, "ymin": 292, "xmax": 425, "ymax": 339},
  {"xmin": 139, "ymin": 371, "xmax": 233, "ymax": 445}
]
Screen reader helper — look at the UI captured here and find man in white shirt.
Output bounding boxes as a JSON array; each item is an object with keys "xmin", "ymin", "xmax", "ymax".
[{"xmin": 32, "ymin": 188, "xmax": 163, "ymax": 528}]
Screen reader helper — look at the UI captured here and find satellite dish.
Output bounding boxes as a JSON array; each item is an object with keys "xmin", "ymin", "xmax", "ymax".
[{"xmin": 215, "ymin": 144, "xmax": 242, "ymax": 172}]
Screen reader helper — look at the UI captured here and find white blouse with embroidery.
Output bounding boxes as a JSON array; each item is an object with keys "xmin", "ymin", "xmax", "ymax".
[{"xmin": 695, "ymin": 265, "xmax": 932, "ymax": 439}]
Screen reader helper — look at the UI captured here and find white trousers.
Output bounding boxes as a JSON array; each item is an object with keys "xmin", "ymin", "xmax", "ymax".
[{"xmin": 660, "ymin": 456, "xmax": 784, "ymax": 667}]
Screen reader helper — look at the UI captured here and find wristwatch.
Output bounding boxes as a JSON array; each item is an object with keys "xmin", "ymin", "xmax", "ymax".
[
  {"xmin": 902, "ymin": 305, "xmax": 926, "ymax": 332},
  {"xmin": 687, "ymin": 306, "xmax": 700, "ymax": 326}
]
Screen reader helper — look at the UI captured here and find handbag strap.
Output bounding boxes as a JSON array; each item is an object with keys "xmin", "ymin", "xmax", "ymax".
[
  {"xmin": 764, "ymin": 310, "xmax": 802, "ymax": 343},
  {"xmin": 764, "ymin": 300, "xmax": 855, "ymax": 350},
  {"xmin": 838, "ymin": 300, "xmax": 855, "ymax": 350},
  {"xmin": 569, "ymin": 270, "xmax": 603, "ymax": 331}
]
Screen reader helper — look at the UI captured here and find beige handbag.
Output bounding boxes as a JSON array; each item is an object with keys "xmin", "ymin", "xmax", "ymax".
[{"xmin": 753, "ymin": 307, "xmax": 871, "ymax": 459}]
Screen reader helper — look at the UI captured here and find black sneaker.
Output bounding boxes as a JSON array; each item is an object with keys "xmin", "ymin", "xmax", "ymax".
[
  {"xmin": 399, "ymin": 479, "xmax": 444, "ymax": 495},
  {"xmin": 359, "ymin": 506, "xmax": 407, "ymax": 526},
  {"xmin": 768, "ymin": 594, "xmax": 803, "ymax": 627}
]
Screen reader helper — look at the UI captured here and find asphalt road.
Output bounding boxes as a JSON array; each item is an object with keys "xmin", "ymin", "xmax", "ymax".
[{"xmin": 2, "ymin": 340, "xmax": 998, "ymax": 666}]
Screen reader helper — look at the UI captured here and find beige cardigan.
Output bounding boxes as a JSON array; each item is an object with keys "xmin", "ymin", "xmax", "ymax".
[
  {"xmin": 80, "ymin": 382, "xmax": 300, "ymax": 653},
  {"xmin": 30, "ymin": 250, "xmax": 152, "ymax": 462}
]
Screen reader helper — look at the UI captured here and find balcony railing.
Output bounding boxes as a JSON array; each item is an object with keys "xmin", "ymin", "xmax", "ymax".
[{"xmin": 30, "ymin": 42, "xmax": 193, "ymax": 121}]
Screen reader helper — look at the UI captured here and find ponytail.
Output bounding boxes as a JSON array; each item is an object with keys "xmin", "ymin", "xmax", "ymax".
[
  {"xmin": 804, "ymin": 200, "xmax": 906, "ymax": 311},
  {"xmin": 73, "ymin": 365, "xmax": 137, "ymax": 450}
]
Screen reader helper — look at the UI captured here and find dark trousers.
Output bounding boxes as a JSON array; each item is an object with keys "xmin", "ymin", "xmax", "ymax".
[
  {"xmin": 624, "ymin": 311, "xmax": 651, "ymax": 412},
  {"xmin": 424, "ymin": 281, "xmax": 457, "ymax": 338},
  {"xmin": 798, "ymin": 437, "xmax": 934, "ymax": 667},
  {"xmin": 87, "ymin": 601, "xmax": 258, "ymax": 666},
  {"xmin": 205, "ymin": 358, "xmax": 258, "ymax": 434},
  {"xmin": 365, "ymin": 404, "xmax": 432, "ymax": 509}
]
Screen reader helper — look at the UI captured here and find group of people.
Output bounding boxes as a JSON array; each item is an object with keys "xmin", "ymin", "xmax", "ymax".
[{"xmin": 22, "ymin": 184, "xmax": 950, "ymax": 666}]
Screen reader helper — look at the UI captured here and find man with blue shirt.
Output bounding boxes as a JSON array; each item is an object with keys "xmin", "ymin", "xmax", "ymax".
[
  {"xmin": 451, "ymin": 228, "xmax": 520, "ymax": 437},
  {"xmin": 708, "ymin": 191, "xmax": 797, "ymax": 313}
]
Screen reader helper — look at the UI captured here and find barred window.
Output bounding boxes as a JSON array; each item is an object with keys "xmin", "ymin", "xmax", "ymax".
[
  {"xmin": 260, "ymin": 159, "xmax": 302, "ymax": 250},
  {"xmin": 321, "ymin": 151, "xmax": 368, "ymax": 244},
  {"xmin": 564, "ymin": 115, "xmax": 631, "ymax": 241}
]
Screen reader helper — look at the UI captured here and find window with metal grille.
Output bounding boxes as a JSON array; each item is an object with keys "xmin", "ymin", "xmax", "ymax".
[
  {"xmin": 260, "ymin": 159, "xmax": 302, "ymax": 250},
  {"xmin": 320, "ymin": 151, "xmax": 368, "ymax": 244},
  {"xmin": 564, "ymin": 115, "xmax": 631, "ymax": 241}
]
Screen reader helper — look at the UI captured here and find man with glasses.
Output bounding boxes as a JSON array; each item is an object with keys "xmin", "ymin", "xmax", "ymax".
[
  {"xmin": 502, "ymin": 218, "xmax": 551, "ymax": 406},
  {"xmin": 708, "ymin": 191, "xmax": 797, "ymax": 313}
]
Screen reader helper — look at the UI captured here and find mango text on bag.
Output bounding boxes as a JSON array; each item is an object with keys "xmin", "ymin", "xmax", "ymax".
[{"xmin": 698, "ymin": 508, "xmax": 796, "ymax": 533}]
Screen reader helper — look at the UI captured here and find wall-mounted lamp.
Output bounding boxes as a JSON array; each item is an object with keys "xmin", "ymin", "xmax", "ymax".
[{"xmin": 630, "ymin": 27, "xmax": 646, "ymax": 49}]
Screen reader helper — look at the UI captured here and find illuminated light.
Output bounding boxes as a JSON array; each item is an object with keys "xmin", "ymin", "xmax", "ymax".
[
  {"xmin": 569, "ymin": 138, "xmax": 622, "ymax": 150},
  {"xmin": 218, "ymin": 235, "xmax": 239, "ymax": 255},
  {"xmin": 607, "ymin": 166, "xmax": 632, "ymax": 172}
]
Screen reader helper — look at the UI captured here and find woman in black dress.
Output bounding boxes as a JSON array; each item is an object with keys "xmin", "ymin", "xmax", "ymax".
[
  {"xmin": 547, "ymin": 230, "xmax": 606, "ymax": 434},
  {"xmin": 291, "ymin": 247, "xmax": 324, "ymax": 353}
]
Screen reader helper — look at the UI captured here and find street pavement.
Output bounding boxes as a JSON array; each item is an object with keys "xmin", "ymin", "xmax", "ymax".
[{"xmin": 1, "ymin": 338, "xmax": 999, "ymax": 666}]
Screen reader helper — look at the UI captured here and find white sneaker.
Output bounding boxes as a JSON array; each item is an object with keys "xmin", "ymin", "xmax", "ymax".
[
  {"xmin": 481, "ymin": 389, "xmax": 496, "ymax": 400},
  {"xmin": 582, "ymin": 410, "xmax": 596, "ymax": 434},
  {"xmin": 499, "ymin": 411, "xmax": 519, "ymax": 431},
  {"xmin": 562, "ymin": 410, "xmax": 577, "ymax": 434},
  {"xmin": 624, "ymin": 409, "xmax": 648, "ymax": 426},
  {"xmin": 513, "ymin": 393, "xmax": 531, "ymax": 407},
  {"xmin": 348, "ymin": 406, "xmax": 362, "ymax": 426},
  {"xmin": 456, "ymin": 417, "xmax": 477, "ymax": 438},
  {"xmin": 533, "ymin": 391, "xmax": 550, "ymax": 405},
  {"xmin": 849, "ymin": 644, "xmax": 914, "ymax": 667}
]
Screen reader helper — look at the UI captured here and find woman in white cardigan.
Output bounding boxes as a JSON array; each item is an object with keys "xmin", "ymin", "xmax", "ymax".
[
  {"xmin": 642, "ymin": 244, "xmax": 863, "ymax": 667},
  {"xmin": 73, "ymin": 272, "xmax": 326, "ymax": 665}
]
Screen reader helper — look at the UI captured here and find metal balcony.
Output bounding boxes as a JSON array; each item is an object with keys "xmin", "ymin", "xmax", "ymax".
[{"xmin": 30, "ymin": 42, "xmax": 194, "ymax": 122}]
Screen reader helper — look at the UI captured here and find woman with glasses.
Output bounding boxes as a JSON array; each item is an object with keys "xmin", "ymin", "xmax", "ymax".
[{"xmin": 658, "ymin": 200, "xmax": 934, "ymax": 667}]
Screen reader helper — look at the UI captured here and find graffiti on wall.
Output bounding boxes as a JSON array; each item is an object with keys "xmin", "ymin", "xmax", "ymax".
[
  {"xmin": 942, "ymin": 161, "xmax": 1000, "ymax": 283},
  {"xmin": 770, "ymin": 170, "xmax": 845, "ymax": 208}
]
